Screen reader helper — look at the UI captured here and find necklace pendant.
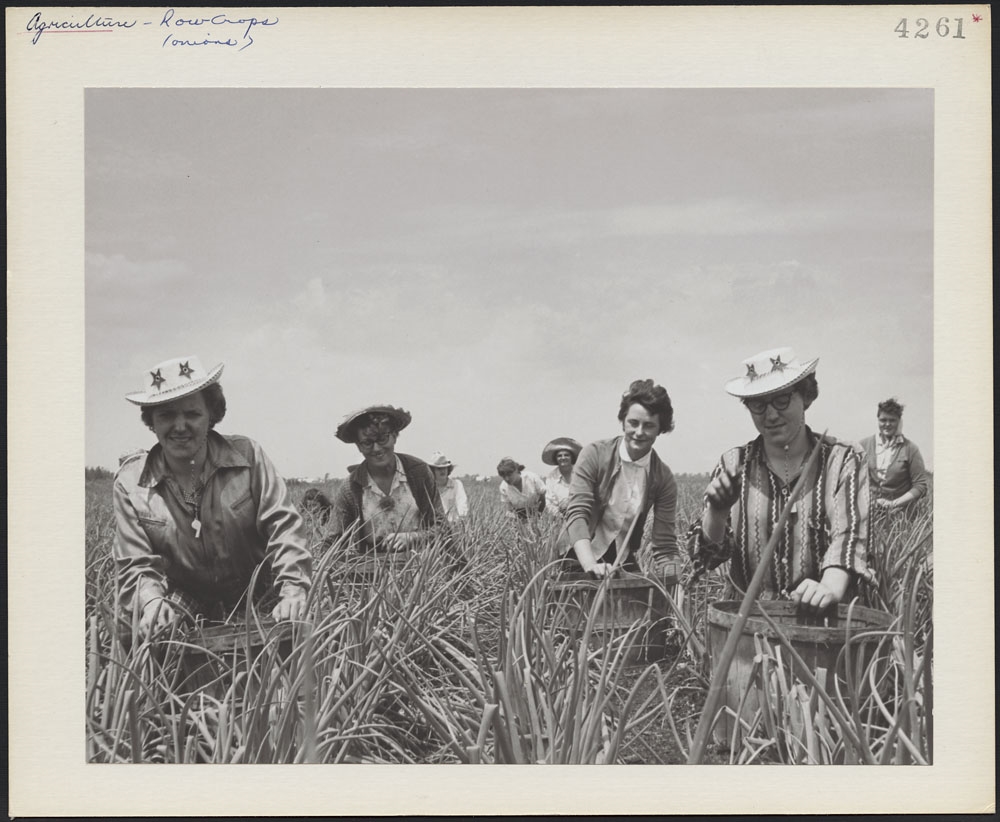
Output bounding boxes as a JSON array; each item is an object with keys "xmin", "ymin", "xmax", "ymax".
[{"xmin": 192, "ymin": 518, "xmax": 202, "ymax": 538}]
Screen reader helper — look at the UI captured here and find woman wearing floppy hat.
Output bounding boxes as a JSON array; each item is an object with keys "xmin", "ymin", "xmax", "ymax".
[
  {"xmin": 559, "ymin": 379, "xmax": 679, "ymax": 578},
  {"xmin": 113, "ymin": 356, "xmax": 312, "ymax": 640},
  {"xmin": 497, "ymin": 457, "xmax": 547, "ymax": 520},
  {"xmin": 687, "ymin": 347, "xmax": 873, "ymax": 613},
  {"xmin": 541, "ymin": 437, "xmax": 583, "ymax": 517},
  {"xmin": 429, "ymin": 451, "xmax": 468, "ymax": 524},
  {"xmin": 859, "ymin": 398, "xmax": 929, "ymax": 513},
  {"xmin": 326, "ymin": 405, "xmax": 448, "ymax": 552}
]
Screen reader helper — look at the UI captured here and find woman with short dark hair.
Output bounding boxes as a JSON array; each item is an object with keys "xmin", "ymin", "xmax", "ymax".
[
  {"xmin": 559, "ymin": 378, "xmax": 679, "ymax": 578},
  {"xmin": 859, "ymin": 398, "xmax": 929, "ymax": 511}
]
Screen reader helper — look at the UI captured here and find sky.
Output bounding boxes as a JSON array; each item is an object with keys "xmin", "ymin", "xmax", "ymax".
[{"xmin": 85, "ymin": 88, "xmax": 933, "ymax": 480}]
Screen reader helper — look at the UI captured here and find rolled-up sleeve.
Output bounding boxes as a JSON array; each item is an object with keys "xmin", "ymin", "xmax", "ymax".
[
  {"xmin": 112, "ymin": 480, "xmax": 168, "ymax": 613},
  {"xmin": 821, "ymin": 445, "xmax": 872, "ymax": 582},
  {"xmin": 685, "ymin": 456, "xmax": 738, "ymax": 582},
  {"xmin": 454, "ymin": 480, "xmax": 469, "ymax": 517},
  {"xmin": 249, "ymin": 440, "xmax": 312, "ymax": 595}
]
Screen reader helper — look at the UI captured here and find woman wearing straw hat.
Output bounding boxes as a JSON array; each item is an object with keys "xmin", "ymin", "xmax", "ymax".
[
  {"xmin": 113, "ymin": 356, "xmax": 312, "ymax": 640},
  {"xmin": 541, "ymin": 437, "xmax": 583, "ymax": 517},
  {"xmin": 859, "ymin": 398, "xmax": 929, "ymax": 513},
  {"xmin": 496, "ymin": 458, "xmax": 547, "ymax": 520},
  {"xmin": 428, "ymin": 451, "xmax": 468, "ymax": 524},
  {"xmin": 687, "ymin": 347, "xmax": 873, "ymax": 612},
  {"xmin": 329, "ymin": 405, "xmax": 448, "ymax": 552},
  {"xmin": 560, "ymin": 379, "xmax": 680, "ymax": 578}
]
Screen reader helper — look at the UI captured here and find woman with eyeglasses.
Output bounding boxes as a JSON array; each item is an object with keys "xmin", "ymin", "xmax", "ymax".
[
  {"xmin": 496, "ymin": 457, "xmax": 547, "ymax": 520},
  {"xmin": 327, "ymin": 405, "xmax": 448, "ymax": 552},
  {"xmin": 687, "ymin": 348, "xmax": 874, "ymax": 613}
]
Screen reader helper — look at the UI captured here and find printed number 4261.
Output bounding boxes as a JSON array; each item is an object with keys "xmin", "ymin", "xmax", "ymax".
[{"xmin": 895, "ymin": 17, "xmax": 967, "ymax": 38}]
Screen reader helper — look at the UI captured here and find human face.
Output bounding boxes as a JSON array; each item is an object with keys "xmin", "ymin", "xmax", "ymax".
[
  {"xmin": 745, "ymin": 389, "xmax": 806, "ymax": 449},
  {"xmin": 555, "ymin": 450, "xmax": 574, "ymax": 472},
  {"xmin": 499, "ymin": 468, "xmax": 521, "ymax": 484},
  {"xmin": 356, "ymin": 428, "xmax": 397, "ymax": 470},
  {"xmin": 150, "ymin": 392, "xmax": 211, "ymax": 464},
  {"xmin": 431, "ymin": 466, "xmax": 450, "ymax": 487},
  {"xmin": 878, "ymin": 412, "xmax": 901, "ymax": 439},
  {"xmin": 621, "ymin": 403, "xmax": 661, "ymax": 460}
]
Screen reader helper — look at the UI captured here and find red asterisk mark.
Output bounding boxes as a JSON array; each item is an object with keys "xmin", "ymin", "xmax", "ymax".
[{"xmin": 972, "ymin": 13, "xmax": 982, "ymax": 21}]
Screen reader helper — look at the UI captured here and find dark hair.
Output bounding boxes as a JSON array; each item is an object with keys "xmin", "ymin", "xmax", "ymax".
[
  {"xmin": 877, "ymin": 397, "xmax": 904, "ymax": 418},
  {"xmin": 792, "ymin": 373, "xmax": 819, "ymax": 410},
  {"xmin": 497, "ymin": 457, "xmax": 524, "ymax": 477},
  {"xmin": 618, "ymin": 379, "xmax": 675, "ymax": 433},
  {"xmin": 140, "ymin": 383, "xmax": 227, "ymax": 430}
]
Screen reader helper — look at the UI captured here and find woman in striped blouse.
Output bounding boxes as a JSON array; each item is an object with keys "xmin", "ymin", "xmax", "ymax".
[{"xmin": 687, "ymin": 347, "xmax": 873, "ymax": 613}]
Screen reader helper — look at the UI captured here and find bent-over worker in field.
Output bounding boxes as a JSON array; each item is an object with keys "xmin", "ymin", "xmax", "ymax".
[
  {"xmin": 687, "ymin": 347, "xmax": 873, "ymax": 613},
  {"xmin": 558, "ymin": 379, "xmax": 680, "ymax": 579},
  {"xmin": 323, "ymin": 405, "xmax": 449, "ymax": 552},
  {"xmin": 113, "ymin": 356, "xmax": 312, "ymax": 640}
]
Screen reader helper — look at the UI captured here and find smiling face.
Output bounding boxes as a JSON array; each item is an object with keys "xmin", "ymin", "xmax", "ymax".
[
  {"xmin": 621, "ymin": 403, "xmax": 661, "ymax": 460},
  {"xmin": 878, "ymin": 411, "xmax": 901, "ymax": 439},
  {"xmin": 150, "ymin": 392, "xmax": 211, "ymax": 464},
  {"xmin": 355, "ymin": 421, "xmax": 398, "ymax": 471},
  {"xmin": 555, "ymin": 450, "xmax": 574, "ymax": 472},
  {"xmin": 746, "ymin": 389, "xmax": 806, "ymax": 450}
]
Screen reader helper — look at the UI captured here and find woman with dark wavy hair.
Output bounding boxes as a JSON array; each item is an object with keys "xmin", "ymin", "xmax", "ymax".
[
  {"xmin": 859, "ymin": 398, "xmax": 929, "ymax": 511},
  {"xmin": 558, "ymin": 378, "xmax": 679, "ymax": 578}
]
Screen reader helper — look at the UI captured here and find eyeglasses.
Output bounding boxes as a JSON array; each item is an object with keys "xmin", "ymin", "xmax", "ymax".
[
  {"xmin": 357, "ymin": 432, "xmax": 394, "ymax": 450},
  {"xmin": 742, "ymin": 391, "xmax": 795, "ymax": 415}
]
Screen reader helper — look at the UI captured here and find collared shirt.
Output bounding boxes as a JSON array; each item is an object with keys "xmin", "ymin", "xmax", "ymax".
[
  {"xmin": 545, "ymin": 467, "xmax": 572, "ymax": 514},
  {"xmin": 874, "ymin": 432, "xmax": 905, "ymax": 483},
  {"xmin": 687, "ymin": 429, "xmax": 872, "ymax": 599},
  {"xmin": 361, "ymin": 456, "xmax": 422, "ymax": 537},
  {"xmin": 113, "ymin": 431, "xmax": 311, "ymax": 614},
  {"xmin": 590, "ymin": 439, "xmax": 649, "ymax": 561},
  {"xmin": 438, "ymin": 477, "xmax": 469, "ymax": 522},
  {"xmin": 500, "ymin": 470, "xmax": 546, "ymax": 513}
]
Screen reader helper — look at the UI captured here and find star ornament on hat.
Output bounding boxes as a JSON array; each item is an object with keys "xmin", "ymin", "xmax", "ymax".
[
  {"xmin": 125, "ymin": 355, "xmax": 224, "ymax": 406},
  {"xmin": 724, "ymin": 347, "xmax": 819, "ymax": 398}
]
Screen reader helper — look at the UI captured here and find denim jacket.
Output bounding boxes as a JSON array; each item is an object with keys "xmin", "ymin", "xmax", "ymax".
[
  {"xmin": 112, "ymin": 431, "xmax": 312, "ymax": 613},
  {"xmin": 561, "ymin": 436, "xmax": 679, "ymax": 570}
]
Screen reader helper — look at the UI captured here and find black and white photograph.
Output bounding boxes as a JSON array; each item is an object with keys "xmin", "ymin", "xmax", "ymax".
[{"xmin": 8, "ymin": 6, "xmax": 993, "ymax": 816}]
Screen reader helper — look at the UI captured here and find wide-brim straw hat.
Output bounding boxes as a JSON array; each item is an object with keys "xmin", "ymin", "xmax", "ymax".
[
  {"xmin": 429, "ymin": 451, "xmax": 455, "ymax": 473},
  {"xmin": 125, "ymin": 355, "xmax": 224, "ymax": 406},
  {"xmin": 541, "ymin": 437, "xmax": 583, "ymax": 465},
  {"xmin": 335, "ymin": 405, "xmax": 412, "ymax": 444},
  {"xmin": 724, "ymin": 347, "xmax": 819, "ymax": 398}
]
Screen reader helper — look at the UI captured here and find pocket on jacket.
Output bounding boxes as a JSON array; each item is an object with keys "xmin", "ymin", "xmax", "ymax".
[
  {"xmin": 229, "ymin": 491, "xmax": 253, "ymax": 511},
  {"xmin": 138, "ymin": 515, "xmax": 168, "ymax": 528}
]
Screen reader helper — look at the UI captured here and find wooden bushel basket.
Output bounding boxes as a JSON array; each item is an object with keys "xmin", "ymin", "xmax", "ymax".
[
  {"xmin": 170, "ymin": 619, "xmax": 294, "ymax": 695},
  {"xmin": 707, "ymin": 600, "xmax": 894, "ymax": 746},
  {"xmin": 548, "ymin": 566, "xmax": 679, "ymax": 666}
]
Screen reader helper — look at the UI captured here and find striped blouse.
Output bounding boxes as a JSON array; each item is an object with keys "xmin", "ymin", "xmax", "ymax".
[{"xmin": 687, "ymin": 429, "xmax": 873, "ymax": 598}]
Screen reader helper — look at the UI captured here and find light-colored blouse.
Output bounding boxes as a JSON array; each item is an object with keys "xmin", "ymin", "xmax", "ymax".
[
  {"xmin": 545, "ymin": 467, "xmax": 572, "ymax": 514},
  {"xmin": 589, "ymin": 439, "xmax": 649, "ymax": 561},
  {"xmin": 500, "ymin": 470, "xmax": 546, "ymax": 514},
  {"xmin": 438, "ymin": 477, "xmax": 469, "ymax": 522},
  {"xmin": 361, "ymin": 457, "xmax": 422, "ymax": 537}
]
